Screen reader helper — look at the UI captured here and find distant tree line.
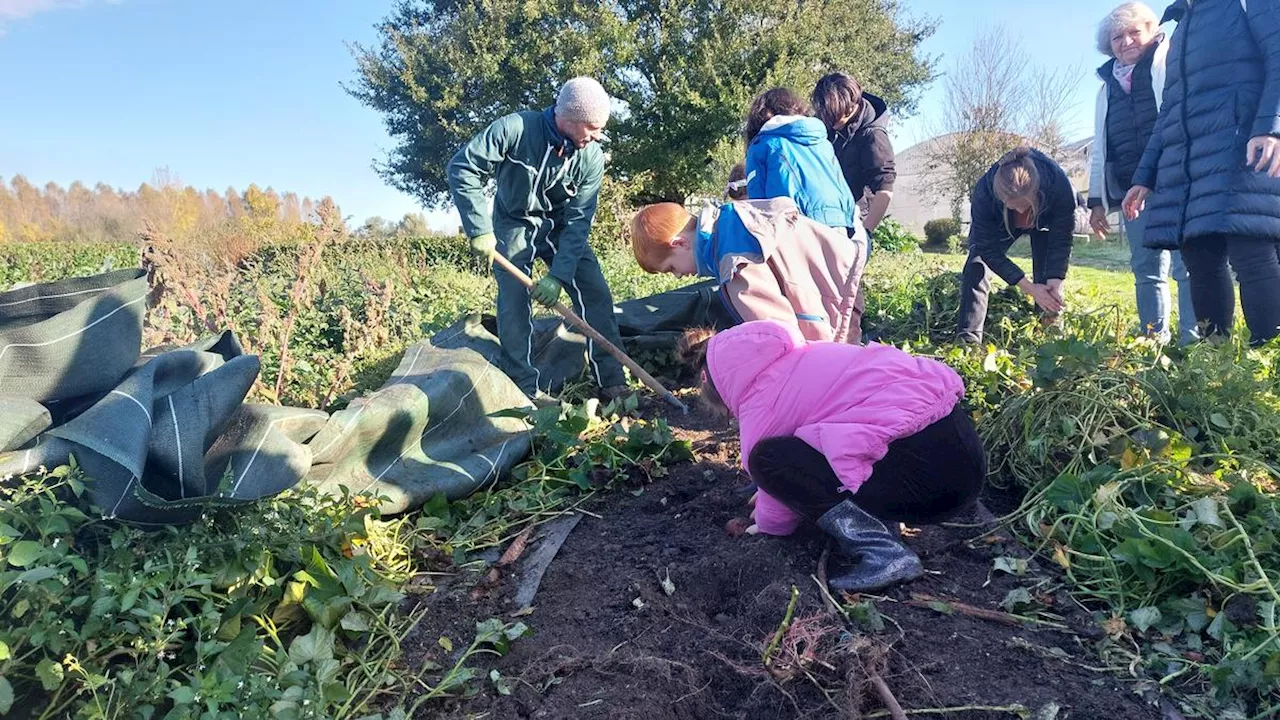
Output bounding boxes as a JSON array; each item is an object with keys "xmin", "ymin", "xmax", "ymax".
[{"xmin": 0, "ymin": 168, "xmax": 370, "ymax": 244}]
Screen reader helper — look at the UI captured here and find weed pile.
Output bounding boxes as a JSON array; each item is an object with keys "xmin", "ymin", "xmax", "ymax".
[{"xmin": 864, "ymin": 267, "xmax": 1280, "ymax": 718}]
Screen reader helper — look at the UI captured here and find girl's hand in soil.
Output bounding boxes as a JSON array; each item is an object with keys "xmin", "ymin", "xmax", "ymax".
[{"xmin": 747, "ymin": 490, "xmax": 758, "ymax": 508}]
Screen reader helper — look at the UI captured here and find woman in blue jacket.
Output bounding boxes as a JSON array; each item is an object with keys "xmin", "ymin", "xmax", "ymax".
[
  {"xmin": 1124, "ymin": 0, "xmax": 1280, "ymax": 345},
  {"xmin": 743, "ymin": 88, "xmax": 863, "ymax": 246}
]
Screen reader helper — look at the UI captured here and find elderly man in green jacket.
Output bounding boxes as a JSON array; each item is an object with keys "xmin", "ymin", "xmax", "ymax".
[{"xmin": 447, "ymin": 77, "xmax": 627, "ymax": 401}]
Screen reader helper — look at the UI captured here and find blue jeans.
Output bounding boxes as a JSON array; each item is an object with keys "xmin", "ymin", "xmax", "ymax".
[{"xmin": 1125, "ymin": 212, "xmax": 1198, "ymax": 344}]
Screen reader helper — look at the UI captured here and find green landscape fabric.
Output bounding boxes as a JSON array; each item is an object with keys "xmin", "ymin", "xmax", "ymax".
[
  {"xmin": 0, "ymin": 268, "xmax": 147, "ymax": 404},
  {"xmin": 301, "ymin": 280, "xmax": 733, "ymax": 512},
  {"xmin": 0, "ymin": 271, "xmax": 327, "ymax": 523},
  {"xmin": 0, "ymin": 270, "xmax": 731, "ymax": 521},
  {"xmin": 303, "ymin": 333, "xmax": 534, "ymax": 513},
  {"xmin": 430, "ymin": 279, "xmax": 735, "ymax": 391}
]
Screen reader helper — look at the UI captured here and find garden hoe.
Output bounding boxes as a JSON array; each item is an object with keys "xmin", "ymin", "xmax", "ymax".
[{"xmin": 489, "ymin": 251, "xmax": 689, "ymax": 414}]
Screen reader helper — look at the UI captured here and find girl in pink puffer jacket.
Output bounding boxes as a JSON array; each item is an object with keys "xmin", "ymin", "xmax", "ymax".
[{"xmin": 681, "ymin": 319, "xmax": 986, "ymax": 593}]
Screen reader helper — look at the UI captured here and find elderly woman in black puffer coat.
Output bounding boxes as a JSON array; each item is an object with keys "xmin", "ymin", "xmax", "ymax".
[{"xmin": 1124, "ymin": 0, "xmax": 1280, "ymax": 344}]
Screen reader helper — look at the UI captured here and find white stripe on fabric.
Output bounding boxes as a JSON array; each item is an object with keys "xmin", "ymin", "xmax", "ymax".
[
  {"xmin": 0, "ymin": 286, "xmax": 110, "ymax": 308},
  {"xmin": 311, "ymin": 340, "xmax": 434, "ymax": 461},
  {"xmin": 228, "ymin": 411, "xmax": 329, "ymax": 497},
  {"xmin": 569, "ymin": 277, "xmax": 603, "ymax": 384},
  {"xmin": 523, "ymin": 254, "xmax": 542, "ymax": 392},
  {"xmin": 110, "ymin": 389, "xmax": 153, "ymax": 424},
  {"xmin": 395, "ymin": 344, "xmax": 425, "ymax": 383},
  {"xmin": 311, "ymin": 406, "xmax": 364, "ymax": 460},
  {"xmin": 107, "ymin": 476, "xmax": 136, "ymax": 519},
  {"xmin": 168, "ymin": 396, "xmax": 184, "ymax": 498},
  {"xmin": 366, "ymin": 359, "xmax": 497, "ymax": 486},
  {"xmin": 0, "ymin": 294, "xmax": 147, "ymax": 364}
]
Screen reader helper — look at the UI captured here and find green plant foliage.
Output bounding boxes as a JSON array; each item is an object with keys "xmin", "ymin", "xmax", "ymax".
[
  {"xmin": 861, "ymin": 258, "xmax": 1280, "ymax": 717},
  {"xmin": 348, "ymin": 0, "xmax": 936, "ymax": 204},
  {"xmin": 869, "ymin": 218, "xmax": 922, "ymax": 254},
  {"xmin": 923, "ymin": 217, "xmax": 961, "ymax": 247},
  {"xmin": 0, "ymin": 393, "xmax": 689, "ymax": 718}
]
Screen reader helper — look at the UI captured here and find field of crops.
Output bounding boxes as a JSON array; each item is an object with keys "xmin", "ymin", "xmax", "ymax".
[{"xmin": 1, "ymin": 227, "xmax": 1277, "ymax": 719}]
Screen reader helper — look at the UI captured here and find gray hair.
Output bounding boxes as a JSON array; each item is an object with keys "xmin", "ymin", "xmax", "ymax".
[{"xmin": 1097, "ymin": 2, "xmax": 1160, "ymax": 56}]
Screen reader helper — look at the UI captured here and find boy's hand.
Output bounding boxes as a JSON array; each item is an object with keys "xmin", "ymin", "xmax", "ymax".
[
  {"xmin": 469, "ymin": 232, "xmax": 497, "ymax": 258},
  {"xmin": 530, "ymin": 275, "xmax": 563, "ymax": 307}
]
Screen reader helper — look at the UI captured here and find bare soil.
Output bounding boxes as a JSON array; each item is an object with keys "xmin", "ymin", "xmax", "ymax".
[{"xmin": 405, "ymin": 399, "xmax": 1163, "ymax": 720}]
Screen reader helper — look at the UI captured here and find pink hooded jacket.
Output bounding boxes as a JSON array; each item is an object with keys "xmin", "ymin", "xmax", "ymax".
[{"xmin": 707, "ymin": 320, "xmax": 966, "ymax": 536}]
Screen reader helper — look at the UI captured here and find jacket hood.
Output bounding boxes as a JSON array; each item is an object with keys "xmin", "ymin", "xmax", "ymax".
[
  {"xmin": 694, "ymin": 202, "xmax": 769, "ymax": 277},
  {"xmin": 706, "ymin": 320, "xmax": 803, "ymax": 417},
  {"xmin": 756, "ymin": 116, "xmax": 829, "ymax": 146},
  {"xmin": 838, "ymin": 93, "xmax": 889, "ymax": 138},
  {"xmin": 541, "ymin": 106, "xmax": 578, "ymax": 156}
]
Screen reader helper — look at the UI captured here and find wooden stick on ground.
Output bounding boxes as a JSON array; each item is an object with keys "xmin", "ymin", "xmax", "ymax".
[
  {"xmin": 815, "ymin": 549, "xmax": 840, "ymax": 617},
  {"xmin": 489, "ymin": 252, "xmax": 689, "ymax": 413},
  {"xmin": 869, "ymin": 674, "xmax": 909, "ymax": 720},
  {"xmin": 906, "ymin": 593, "xmax": 1067, "ymax": 629},
  {"xmin": 906, "ymin": 593, "xmax": 1023, "ymax": 627}
]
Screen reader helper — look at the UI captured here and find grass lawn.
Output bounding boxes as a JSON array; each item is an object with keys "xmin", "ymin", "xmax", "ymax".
[{"xmin": 894, "ymin": 236, "xmax": 1176, "ymax": 329}]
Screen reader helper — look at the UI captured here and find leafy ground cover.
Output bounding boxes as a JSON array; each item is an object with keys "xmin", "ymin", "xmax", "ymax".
[{"xmin": 2, "ymin": 233, "xmax": 1276, "ymax": 718}]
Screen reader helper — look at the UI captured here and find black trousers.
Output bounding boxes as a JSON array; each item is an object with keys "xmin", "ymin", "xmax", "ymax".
[
  {"xmin": 956, "ymin": 236, "xmax": 1052, "ymax": 343},
  {"xmin": 748, "ymin": 404, "xmax": 986, "ymax": 524},
  {"xmin": 1180, "ymin": 234, "xmax": 1280, "ymax": 345}
]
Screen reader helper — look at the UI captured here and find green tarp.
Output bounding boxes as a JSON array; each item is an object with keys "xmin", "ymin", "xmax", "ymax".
[{"xmin": 0, "ymin": 270, "xmax": 730, "ymax": 523}]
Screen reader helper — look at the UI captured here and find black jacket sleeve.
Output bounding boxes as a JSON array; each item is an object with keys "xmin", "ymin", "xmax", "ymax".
[
  {"xmin": 967, "ymin": 175, "xmax": 1027, "ymax": 286},
  {"xmin": 858, "ymin": 128, "xmax": 897, "ymax": 194},
  {"xmin": 1040, "ymin": 170, "xmax": 1076, "ymax": 281}
]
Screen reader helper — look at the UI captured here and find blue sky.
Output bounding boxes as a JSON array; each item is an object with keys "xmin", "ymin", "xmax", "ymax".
[{"xmin": 0, "ymin": 0, "xmax": 1154, "ymax": 231}]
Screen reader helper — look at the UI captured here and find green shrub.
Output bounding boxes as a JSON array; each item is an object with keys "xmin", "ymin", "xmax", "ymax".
[
  {"xmin": 923, "ymin": 217, "xmax": 961, "ymax": 247},
  {"xmin": 0, "ymin": 243, "xmax": 139, "ymax": 290},
  {"xmin": 946, "ymin": 234, "xmax": 966, "ymax": 254},
  {"xmin": 869, "ymin": 218, "xmax": 921, "ymax": 254}
]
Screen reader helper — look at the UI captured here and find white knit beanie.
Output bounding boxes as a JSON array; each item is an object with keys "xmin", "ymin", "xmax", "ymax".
[{"xmin": 555, "ymin": 77, "xmax": 611, "ymax": 126}]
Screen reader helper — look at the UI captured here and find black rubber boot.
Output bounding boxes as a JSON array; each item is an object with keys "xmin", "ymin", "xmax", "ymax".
[{"xmin": 817, "ymin": 499, "xmax": 924, "ymax": 593}]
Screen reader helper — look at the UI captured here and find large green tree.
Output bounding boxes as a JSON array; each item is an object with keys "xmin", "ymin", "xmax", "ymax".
[{"xmin": 349, "ymin": 0, "xmax": 935, "ymax": 205}]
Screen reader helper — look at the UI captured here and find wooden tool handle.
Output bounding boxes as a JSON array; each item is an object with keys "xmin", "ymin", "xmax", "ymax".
[{"xmin": 489, "ymin": 253, "xmax": 688, "ymax": 413}]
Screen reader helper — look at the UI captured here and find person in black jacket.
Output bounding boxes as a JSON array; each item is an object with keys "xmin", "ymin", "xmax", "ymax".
[
  {"xmin": 1123, "ymin": 0, "xmax": 1280, "ymax": 345},
  {"xmin": 811, "ymin": 73, "xmax": 897, "ymax": 234},
  {"xmin": 957, "ymin": 147, "xmax": 1076, "ymax": 344}
]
